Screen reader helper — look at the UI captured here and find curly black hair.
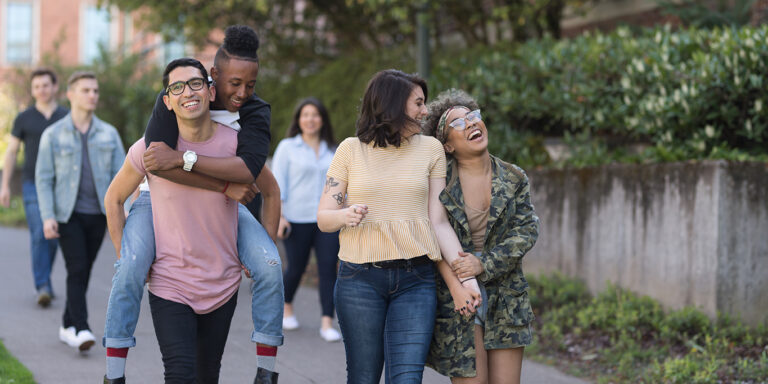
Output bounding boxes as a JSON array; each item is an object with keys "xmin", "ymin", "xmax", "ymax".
[
  {"xmin": 422, "ymin": 89, "xmax": 479, "ymax": 143},
  {"xmin": 214, "ymin": 25, "xmax": 259, "ymax": 67}
]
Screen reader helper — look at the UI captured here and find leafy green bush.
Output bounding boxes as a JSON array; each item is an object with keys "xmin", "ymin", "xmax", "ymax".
[
  {"xmin": 648, "ymin": 354, "xmax": 725, "ymax": 384},
  {"xmin": 662, "ymin": 306, "xmax": 712, "ymax": 342},
  {"xmin": 527, "ymin": 273, "xmax": 768, "ymax": 383},
  {"xmin": 430, "ymin": 25, "xmax": 768, "ymax": 166},
  {"xmin": 528, "ymin": 271, "xmax": 590, "ymax": 312},
  {"xmin": 261, "ymin": 25, "xmax": 768, "ymax": 167}
]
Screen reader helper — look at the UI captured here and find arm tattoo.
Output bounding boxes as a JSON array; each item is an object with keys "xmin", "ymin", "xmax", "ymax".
[
  {"xmin": 332, "ymin": 192, "xmax": 344, "ymax": 206},
  {"xmin": 324, "ymin": 177, "xmax": 339, "ymax": 193}
]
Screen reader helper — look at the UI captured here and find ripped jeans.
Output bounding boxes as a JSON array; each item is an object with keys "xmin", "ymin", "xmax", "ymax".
[{"xmin": 102, "ymin": 191, "xmax": 284, "ymax": 349}]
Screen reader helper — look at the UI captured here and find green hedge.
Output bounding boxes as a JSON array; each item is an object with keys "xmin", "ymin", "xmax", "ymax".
[
  {"xmin": 260, "ymin": 25, "xmax": 768, "ymax": 167},
  {"xmin": 432, "ymin": 25, "xmax": 768, "ymax": 165},
  {"xmin": 527, "ymin": 273, "xmax": 768, "ymax": 383}
]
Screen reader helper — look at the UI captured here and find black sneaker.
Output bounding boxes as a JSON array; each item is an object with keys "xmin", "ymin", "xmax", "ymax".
[
  {"xmin": 104, "ymin": 375, "xmax": 125, "ymax": 384},
  {"xmin": 254, "ymin": 367, "xmax": 278, "ymax": 384}
]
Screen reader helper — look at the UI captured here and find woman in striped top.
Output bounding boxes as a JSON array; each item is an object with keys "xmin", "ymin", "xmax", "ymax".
[{"xmin": 318, "ymin": 69, "xmax": 483, "ymax": 384}]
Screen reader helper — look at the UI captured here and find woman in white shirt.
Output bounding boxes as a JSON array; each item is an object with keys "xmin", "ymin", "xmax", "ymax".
[{"xmin": 272, "ymin": 97, "xmax": 341, "ymax": 342}]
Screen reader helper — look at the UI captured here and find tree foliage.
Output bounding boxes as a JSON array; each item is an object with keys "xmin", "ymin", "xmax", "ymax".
[
  {"xmin": 656, "ymin": 0, "xmax": 758, "ymax": 28},
  {"xmin": 101, "ymin": 0, "xmax": 603, "ymax": 69}
]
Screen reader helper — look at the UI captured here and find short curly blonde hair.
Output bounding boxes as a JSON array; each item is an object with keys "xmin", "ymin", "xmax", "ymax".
[{"xmin": 422, "ymin": 88, "xmax": 479, "ymax": 143}]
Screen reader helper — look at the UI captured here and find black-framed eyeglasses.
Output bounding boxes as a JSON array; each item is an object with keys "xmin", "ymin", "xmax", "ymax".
[
  {"xmin": 448, "ymin": 109, "xmax": 482, "ymax": 131},
  {"xmin": 166, "ymin": 77, "xmax": 207, "ymax": 95}
]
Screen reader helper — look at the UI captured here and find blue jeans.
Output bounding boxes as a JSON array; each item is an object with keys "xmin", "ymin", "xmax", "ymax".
[
  {"xmin": 334, "ymin": 260, "xmax": 437, "ymax": 384},
  {"xmin": 103, "ymin": 191, "xmax": 284, "ymax": 348},
  {"xmin": 22, "ymin": 181, "xmax": 58, "ymax": 291}
]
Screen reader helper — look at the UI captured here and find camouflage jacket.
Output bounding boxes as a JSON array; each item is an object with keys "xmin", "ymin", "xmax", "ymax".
[{"xmin": 426, "ymin": 155, "xmax": 540, "ymax": 378}]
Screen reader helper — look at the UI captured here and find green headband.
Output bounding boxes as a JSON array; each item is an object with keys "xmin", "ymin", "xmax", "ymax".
[{"xmin": 436, "ymin": 106, "xmax": 466, "ymax": 143}]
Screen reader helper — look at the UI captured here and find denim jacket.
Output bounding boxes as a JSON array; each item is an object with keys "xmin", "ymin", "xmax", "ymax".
[
  {"xmin": 35, "ymin": 113, "xmax": 125, "ymax": 222},
  {"xmin": 427, "ymin": 155, "xmax": 539, "ymax": 378}
]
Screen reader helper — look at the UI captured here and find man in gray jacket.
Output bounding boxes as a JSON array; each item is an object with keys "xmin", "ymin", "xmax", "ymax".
[{"xmin": 36, "ymin": 71, "xmax": 124, "ymax": 352}]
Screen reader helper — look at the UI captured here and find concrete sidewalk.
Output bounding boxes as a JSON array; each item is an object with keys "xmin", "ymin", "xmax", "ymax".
[{"xmin": 0, "ymin": 225, "xmax": 589, "ymax": 383}]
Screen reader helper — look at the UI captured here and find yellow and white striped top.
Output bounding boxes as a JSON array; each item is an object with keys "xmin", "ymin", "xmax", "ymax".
[{"xmin": 326, "ymin": 135, "xmax": 447, "ymax": 263}]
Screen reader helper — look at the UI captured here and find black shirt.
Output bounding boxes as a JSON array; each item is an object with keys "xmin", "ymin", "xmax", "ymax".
[
  {"xmin": 143, "ymin": 92, "xmax": 271, "ymax": 179},
  {"xmin": 11, "ymin": 105, "xmax": 69, "ymax": 182}
]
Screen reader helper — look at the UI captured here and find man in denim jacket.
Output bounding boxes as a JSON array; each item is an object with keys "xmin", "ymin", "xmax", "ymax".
[{"xmin": 36, "ymin": 71, "xmax": 125, "ymax": 352}]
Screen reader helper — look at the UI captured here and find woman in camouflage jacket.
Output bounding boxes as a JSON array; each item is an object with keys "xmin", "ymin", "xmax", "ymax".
[{"xmin": 422, "ymin": 89, "xmax": 540, "ymax": 383}]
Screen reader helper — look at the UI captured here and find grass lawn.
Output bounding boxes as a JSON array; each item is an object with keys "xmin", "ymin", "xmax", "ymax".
[{"xmin": 0, "ymin": 339, "xmax": 35, "ymax": 384}]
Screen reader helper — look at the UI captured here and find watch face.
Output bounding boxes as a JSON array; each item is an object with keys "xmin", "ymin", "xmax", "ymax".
[{"xmin": 184, "ymin": 151, "xmax": 196, "ymax": 162}]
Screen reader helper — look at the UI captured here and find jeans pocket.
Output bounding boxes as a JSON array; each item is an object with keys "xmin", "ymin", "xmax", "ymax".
[
  {"xmin": 337, "ymin": 261, "xmax": 365, "ymax": 280},
  {"xmin": 411, "ymin": 263, "xmax": 436, "ymax": 283}
]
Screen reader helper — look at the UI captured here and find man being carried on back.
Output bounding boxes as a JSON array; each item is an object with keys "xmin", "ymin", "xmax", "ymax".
[{"xmin": 102, "ymin": 26, "xmax": 283, "ymax": 384}]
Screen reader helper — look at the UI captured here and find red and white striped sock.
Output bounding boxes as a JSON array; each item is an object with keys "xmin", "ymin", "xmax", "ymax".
[
  {"xmin": 256, "ymin": 344, "xmax": 277, "ymax": 372},
  {"xmin": 106, "ymin": 347, "xmax": 129, "ymax": 379}
]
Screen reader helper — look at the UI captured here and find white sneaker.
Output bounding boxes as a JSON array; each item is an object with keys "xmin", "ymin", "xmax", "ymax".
[
  {"xmin": 319, "ymin": 327, "xmax": 342, "ymax": 342},
  {"xmin": 71, "ymin": 329, "xmax": 96, "ymax": 351},
  {"xmin": 59, "ymin": 326, "xmax": 76, "ymax": 345},
  {"xmin": 282, "ymin": 315, "xmax": 300, "ymax": 330}
]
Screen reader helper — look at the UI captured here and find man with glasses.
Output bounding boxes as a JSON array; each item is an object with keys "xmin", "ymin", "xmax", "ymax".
[
  {"xmin": 103, "ymin": 25, "xmax": 282, "ymax": 384},
  {"xmin": 105, "ymin": 57, "xmax": 244, "ymax": 384},
  {"xmin": 36, "ymin": 71, "xmax": 125, "ymax": 352}
]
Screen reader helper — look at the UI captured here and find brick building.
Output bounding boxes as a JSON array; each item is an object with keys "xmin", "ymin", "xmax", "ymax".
[{"xmin": 0, "ymin": 0, "xmax": 200, "ymax": 76}]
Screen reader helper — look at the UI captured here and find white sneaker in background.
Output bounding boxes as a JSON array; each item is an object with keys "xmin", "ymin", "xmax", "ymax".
[
  {"xmin": 58, "ymin": 326, "xmax": 76, "ymax": 345},
  {"xmin": 319, "ymin": 327, "xmax": 342, "ymax": 342},
  {"xmin": 282, "ymin": 315, "xmax": 300, "ymax": 330},
  {"xmin": 71, "ymin": 329, "xmax": 96, "ymax": 351}
]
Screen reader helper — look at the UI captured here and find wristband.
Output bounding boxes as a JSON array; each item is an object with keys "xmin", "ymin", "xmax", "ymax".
[
  {"xmin": 460, "ymin": 277, "xmax": 476, "ymax": 284},
  {"xmin": 222, "ymin": 181, "xmax": 230, "ymax": 193}
]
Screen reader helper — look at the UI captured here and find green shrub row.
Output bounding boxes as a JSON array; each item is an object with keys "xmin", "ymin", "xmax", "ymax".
[
  {"xmin": 527, "ymin": 273, "xmax": 768, "ymax": 383},
  {"xmin": 431, "ymin": 25, "xmax": 768, "ymax": 166},
  {"xmin": 260, "ymin": 25, "xmax": 768, "ymax": 167}
]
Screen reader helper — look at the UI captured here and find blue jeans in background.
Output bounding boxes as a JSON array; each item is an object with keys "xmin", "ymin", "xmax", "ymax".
[
  {"xmin": 334, "ymin": 260, "xmax": 437, "ymax": 384},
  {"xmin": 103, "ymin": 191, "xmax": 284, "ymax": 348},
  {"xmin": 22, "ymin": 181, "xmax": 58, "ymax": 291}
]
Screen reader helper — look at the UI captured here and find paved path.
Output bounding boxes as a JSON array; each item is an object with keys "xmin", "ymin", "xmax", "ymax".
[{"xmin": 0, "ymin": 225, "xmax": 589, "ymax": 383}]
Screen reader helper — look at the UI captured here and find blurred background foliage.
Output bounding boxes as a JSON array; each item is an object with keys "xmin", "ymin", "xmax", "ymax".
[
  {"xmin": 657, "ymin": 0, "xmax": 759, "ymax": 28},
  {"xmin": 2, "ymin": 1, "xmax": 767, "ymax": 170},
  {"xmin": 263, "ymin": 24, "xmax": 768, "ymax": 168},
  {"xmin": 0, "ymin": 46, "xmax": 161, "ymax": 153}
]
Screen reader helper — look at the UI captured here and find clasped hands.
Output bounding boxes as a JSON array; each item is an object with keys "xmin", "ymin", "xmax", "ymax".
[
  {"xmin": 143, "ymin": 142, "xmax": 182, "ymax": 172},
  {"xmin": 143, "ymin": 141, "xmax": 259, "ymax": 204},
  {"xmin": 450, "ymin": 252, "xmax": 484, "ymax": 317}
]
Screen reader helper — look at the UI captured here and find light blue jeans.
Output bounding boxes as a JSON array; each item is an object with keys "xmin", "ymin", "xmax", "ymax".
[
  {"xmin": 102, "ymin": 191, "xmax": 284, "ymax": 348},
  {"xmin": 22, "ymin": 181, "xmax": 58, "ymax": 291}
]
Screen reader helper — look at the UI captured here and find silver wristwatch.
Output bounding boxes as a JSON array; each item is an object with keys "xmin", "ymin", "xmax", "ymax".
[{"xmin": 182, "ymin": 150, "xmax": 197, "ymax": 172}]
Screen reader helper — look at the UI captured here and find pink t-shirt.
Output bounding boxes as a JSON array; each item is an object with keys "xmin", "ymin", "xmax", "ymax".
[{"xmin": 127, "ymin": 124, "xmax": 240, "ymax": 314}]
